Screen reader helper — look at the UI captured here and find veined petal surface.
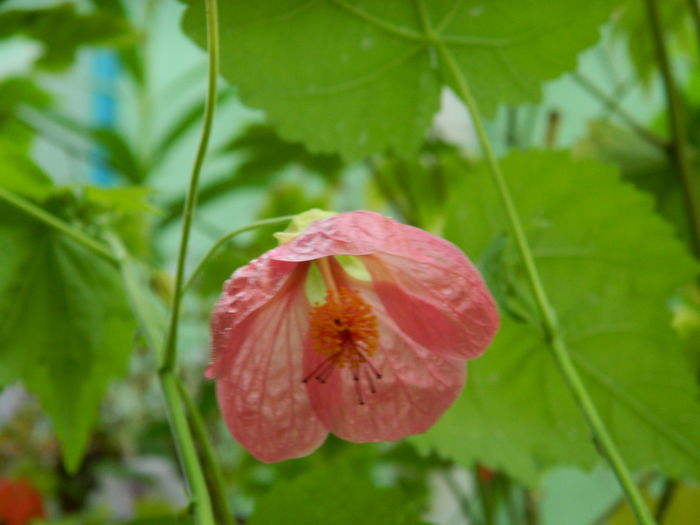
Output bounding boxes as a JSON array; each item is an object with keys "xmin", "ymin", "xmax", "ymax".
[{"xmin": 212, "ymin": 261, "xmax": 328, "ymax": 462}]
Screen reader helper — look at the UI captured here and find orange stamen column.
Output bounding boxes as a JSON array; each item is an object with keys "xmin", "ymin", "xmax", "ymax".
[{"xmin": 304, "ymin": 258, "xmax": 382, "ymax": 404}]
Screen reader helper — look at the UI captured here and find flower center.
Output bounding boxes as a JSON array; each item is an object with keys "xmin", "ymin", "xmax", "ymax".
[{"xmin": 303, "ymin": 287, "xmax": 382, "ymax": 404}]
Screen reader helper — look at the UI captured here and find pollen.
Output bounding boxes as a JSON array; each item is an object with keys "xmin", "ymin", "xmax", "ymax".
[{"xmin": 308, "ymin": 287, "xmax": 379, "ymax": 369}]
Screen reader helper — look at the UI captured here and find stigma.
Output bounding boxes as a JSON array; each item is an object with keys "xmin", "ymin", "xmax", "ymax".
[{"xmin": 303, "ymin": 287, "xmax": 382, "ymax": 404}]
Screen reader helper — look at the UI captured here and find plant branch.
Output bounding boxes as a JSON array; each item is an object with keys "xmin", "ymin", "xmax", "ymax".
[
  {"xmin": 181, "ymin": 215, "xmax": 295, "ymax": 296},
  {"xmin": 161, "ymin": 0, "xmax": 219, "ymax": 373},
  {"xmin": 655, "ymin": 479, "xmax": 678, "ymax": 523},
  {"xmin": 570, "ymin": 72, "xmax": 667, "ymax": 149},
  {"xmin": 159, "ymin": 372, "xmax": 215, "ymax": 524},
  {"xmin": 176, "ymin": 375, "xmax": 235, "ymax": 525},
  {"xmin": 425, "ymin": 8, "xmax": 656, "ymax": 524},
  {"xmin": 644, "ymin": 0, "xmax": 700, "ymax": 259},
  {"xmin": 107, "ymin": 235, "xmax": 215, "ymax": 524},
  {"xmin": 0, "ymin": 186, "xmax": 117, "ymax": 263}
]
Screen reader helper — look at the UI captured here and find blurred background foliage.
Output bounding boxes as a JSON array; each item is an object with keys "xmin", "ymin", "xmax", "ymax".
[{"xmin": 0, "ymin": 0, "xmax": 699, "ymax": 524}]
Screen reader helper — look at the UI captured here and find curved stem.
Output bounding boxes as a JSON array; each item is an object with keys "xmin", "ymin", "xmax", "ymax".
[
  {"xmin": 181, "ymin": 215, "xmax": 295, "ymax": 296},
  {"xmin": 161, "ymin": 0, "xmax": 220, "ymax": 373},
  {"xmin": 0, "ymin": 186, "xmax": 117, "ymax": 263},
  {"xmin": 430, "ymin": 23, "xmax": 657, "ymax": 525},
  {"xmin": 175, "ymin": 375, "xmax": 235, "ymax": 525},
  {"xmin": 644, "ymin": 0, "xmax": 700, "ymax": 259}
]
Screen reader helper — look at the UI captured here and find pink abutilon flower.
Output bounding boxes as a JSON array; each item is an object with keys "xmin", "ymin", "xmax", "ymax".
[{"xmin": 209, "ymin": 210, "xmax": 499, "ymax": 462}]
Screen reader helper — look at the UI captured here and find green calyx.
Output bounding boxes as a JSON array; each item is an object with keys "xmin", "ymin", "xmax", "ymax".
[{"xmin": 273, "ymin": 208, "xmax": 336, "ymax": 245}]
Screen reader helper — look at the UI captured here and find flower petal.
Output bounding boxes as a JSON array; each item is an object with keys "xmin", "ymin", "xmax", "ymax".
[
  {"xmin": 271, "ymin": 211, "xmax": 498, "ymax": 360},
  {"xmin": 211, "ymin": 260, "xmax": 328, "ymax": 462},
  {"xmin": 304, "ymin": 270, "xmax": 465, "ymax": 443},
  {"xmin": 364, "ymin": 252, "xmax": 498, "ymax": 360},
  {"xmin": 210, "ymin": 255, "xmax": 302, "ymax": 379}
]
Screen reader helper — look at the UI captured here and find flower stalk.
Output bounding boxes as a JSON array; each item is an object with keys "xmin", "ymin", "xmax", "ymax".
[
  {"xmin": 161, "ymin": 0, "xmax": 220, "ymax": 374},
  {"xmin": 426, "ymin": 9, "xmax": 656, "ymax": 525},
  {"xmin": 157, "ymin": 0, "xmax": 220, "ymax": 522}
]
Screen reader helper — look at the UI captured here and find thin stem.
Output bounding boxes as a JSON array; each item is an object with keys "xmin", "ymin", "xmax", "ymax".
[
  {"xmin": 0, "ymin": 186, "xmax": 117, "ymax": 263},
  {"xmin": 181, "ymin": 215, "xmax": 295, "ymax": 296},
  {"xmin": 159, "ymin": 372, "xmax": 216, "ymax": 524},
  {"xmin": 644, "ymin": 0, "xmax": 700, "ymax": 259},
  {"xmin": 570, "ymin": 72, "xmax": 667, "ymax": 149},
  {"xmin": 594, "ymin": 473, "xmax": 654, "ymax": 525},
  {"xmin": 655, "ymin": 479, "xmax": 677, "ymax": 523},
  {"xmin": 107, "ymin": 235, "xmax": 215, "ymax": 524},
  {"xmin": 161, "ymin": 0, "xmax": 219, "ymax": 373},
  {"xmin": 175, "ymin": 375, "xmax": 235, "ymax": 525},
  {"xmin": 430, "ymin": 16, "xmax": 656, "ymax": 525}
]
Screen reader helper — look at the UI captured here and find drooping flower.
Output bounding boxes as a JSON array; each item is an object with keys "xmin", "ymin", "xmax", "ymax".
[
  {"xmin": 0, "ymin": 478, "xmax": 46, "ymax": 525},
  {"xmin": 209, "ymin": 210, "xmax": 499, "ymax": 462}
]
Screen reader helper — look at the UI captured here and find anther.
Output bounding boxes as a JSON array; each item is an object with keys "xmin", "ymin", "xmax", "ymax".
[
  {"xmin": 354, "ymin": 377, "xmax": 365, "ymax": 406},
  {"xmin": 302, "ymin": 354, "xmax": 337, "ymax": 383}
]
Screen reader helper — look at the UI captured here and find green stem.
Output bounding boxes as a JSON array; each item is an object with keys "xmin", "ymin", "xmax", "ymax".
[
  {"xmin": 655, "ymin": 479, "xmax": 678, "ymax": 523},
  {"xmin": 428, "ymin": 15, "xmax": 656, "ymax": 525},
  {"xmin": 176, "ymin": 376, "xmax": 235, "ymax": 525},
  {"xmin": 644, "ymin": 0, "xmax": 700, "ymax": 259},
  {"xmin": 161, "ymin": 0, "xmax": 220, "ymax": 373},
  {"xmin": 0, "ymin": 186, "xmax": 117, "ymax": 263},
  {"xmin": 107, "ymin": 235, "xmax": 215, "ymax": 525},
  {"xmin": 570, "ymin": 72, "xmax": 667, "ymax": 149},
  {"xmin": 181, "ymin": 215, "xmax": 295, "ymax": 296},
  {"xmin": 159, "ymin": 372, "xmax": 216, "ymax": 524}
]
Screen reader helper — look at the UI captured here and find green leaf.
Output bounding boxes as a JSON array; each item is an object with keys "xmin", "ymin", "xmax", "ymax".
[
  {"xmin": 247, "ymin": 456, "xmax": 426, "ymax": 525},
  {"xmin": 0, "ymin": 77, "xmax": 53, "ymax": 151},
  {"xmin": 182, "ymin": 0, "xmax": 618, "ymax": 160},
  {"xmin": 0, "ymin": 203, "xmax": 136, "ymax": 472},
  {"xmin": 412, "ymin": 150, "xmax": 700, "ymax": 484},
  {"xmin": 0, "ymin": 141, "xmax": 52, "ymax": 199},
  {"xmin": 36, "ymin": 110, "xmax": 147, "ymax": 183},
  {"xmin": 0, "ymin": 3, "xmax": 138, "ymax": 71},
  {"xmin": 575, "ymin": 120, "xmax": 696, "ymax": 249}
]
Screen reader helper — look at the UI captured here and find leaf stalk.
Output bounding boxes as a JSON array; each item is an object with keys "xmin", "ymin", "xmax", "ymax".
[{"xmin": 429, "ymin": 11, "xmax": 656, "ymax": 525}]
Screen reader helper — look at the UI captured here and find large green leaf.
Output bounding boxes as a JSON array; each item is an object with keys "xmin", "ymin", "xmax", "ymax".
[
  {"xmin": 182, "ymin": 0, "xmax": 618, "ymax": 160},
  {"xmin": 412, "ymin": 151, "xmax": 700, "ymax": 484},
  {"xmin": 247, "ymin": 456, "xmax": 426, "ymax": 525},
  {"xmin": 0, "ymin": 183, "xmax": 136, "ymax": 472},
  {"xmin": 575, "ymin": 120, "xmax": 697, "ymax": 248}
]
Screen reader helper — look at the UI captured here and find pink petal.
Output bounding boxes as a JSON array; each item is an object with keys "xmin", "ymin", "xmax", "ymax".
[
  {"xmin": 211, "ymin": 259, "xmax": 328, "ymax": 462},
  {"xmin": 304, "ymin": 268, "xmax": 465, "ymax": 442},
  {"xmin": 364, "ymin": 252, "xmax": 498, "ymax": 360},
  {"xmin": 270, "ymin": 211, "xmax": 499, "ymax": 360},
  {"xmin": 210, "ymin": 255, "xmax": 302, "ymax": 378}
]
